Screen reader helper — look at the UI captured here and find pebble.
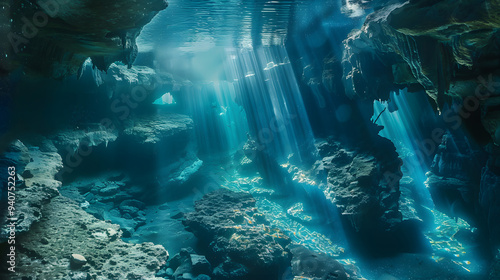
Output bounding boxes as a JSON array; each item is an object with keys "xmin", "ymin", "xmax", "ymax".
[{"xmin": 70, "ymin": 254, "xmax": 87, "ymax": 267}]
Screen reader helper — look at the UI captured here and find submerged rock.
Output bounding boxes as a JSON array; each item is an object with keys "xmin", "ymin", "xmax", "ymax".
[
  {"xmin": 213, "ymin": 260, "xmax": 249, "ymax": 280},
  {"xmin": 70, "ymin": 254, "xmax": 88, "ymax": 267},
  {"xmin": 99, "ymin": 184, "xmax": 121, "ymax": 197},
  {"xmin": 7, "ymin": 196, "xmax": 168, "ymax": 280},
  {"xmin": 0, "ymin": 140, "xmax": 63, "ymax": 242},
  {"xmin": 0, "ymin": 140, "xmax": 31, "ymax": 177},
  {"xmin": 191, "ymin": 254, "xmax": 212, "ymax": 276},
  {"xmin": 4, "ymin": 0, "xmax": 168, "ymax": 78},
  {"xmin": 288, "ymin": 244, "xmax": 347, "ymax": 280},
  {"xmin": 96, "ymin": 63, "xmax": 175, "ymax": 102},
  {"xmin": 122, "ymin": 113, "xmax": 193, "ymax": 145},
  {"xmin": 183, "ymin": 189, "xmax": 292, "ymax": 279},
  {"xmin": 316, "ymin": 138, "xmax": 402, "ymax": 232}
]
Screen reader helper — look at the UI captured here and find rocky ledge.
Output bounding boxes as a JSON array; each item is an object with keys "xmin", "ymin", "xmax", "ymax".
[{"xmin": 2, "ymin": 0, "xmax": 168, "ymax": 78}]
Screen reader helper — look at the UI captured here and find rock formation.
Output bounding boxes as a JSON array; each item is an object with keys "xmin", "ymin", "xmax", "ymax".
[
  {"xmin": 183, "ymin": 189, "xmax": 292, "ymax": 279},
  {"xmin": 0, "ymin": 138, "xmax": 168, "ymax": 279},
  {"xmin": 2, "ymin": 0, "xmax": 168, "ymax": 78},
  {"xmin": 340, "ymin": 0, "xmax": 500, "ymax": 248},
  {"xmin": 341, "ymin": 0, "xmax": 500, "ymax": 145},
  {"xmin": 0, "ymin": 140, "xmax": 62, "ymax": 242},
  {"xmin": 10, "ymin": 196, "xmax": 168, "ymax": 280},
  {"xmin": 315, "ymin": 137, "xmax": 402, "ymax": 232}
]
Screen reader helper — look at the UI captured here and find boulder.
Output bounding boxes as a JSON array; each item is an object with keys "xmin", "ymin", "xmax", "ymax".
[
  {"xmin": 190, "ymin": 254, "xmax": 212, "ymax": 276},
  {"xmin": 315, "ymin": 137, "xmax": 402, "ymax": 232},
  {"xmin": 99, "ymin": 184, "xmax": 121, "ymax": 196},
  {"xmin": 212, "ymin": 261, "xmax": 249, "ymax": 280},
  {"xmin": 288, "ymin": 244, "xmax": 347, "ymax": 280},
  {"xmin": 183, "ymin": 189, "xmax": 291, "ymax": 278}
]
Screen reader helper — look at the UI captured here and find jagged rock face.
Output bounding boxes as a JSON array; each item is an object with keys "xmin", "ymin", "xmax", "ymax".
[
  {"xmin": 315, "ymin": 137, "xmax": 402, "ymax": 232},
  {"xmin": 341, "ymin": 0, "xmax": 500, "ymax": 248},
  {"xmin": 427, "ymin": 133, "xmax": 484, "ymax": 208},
  {"xmin": 343, "ymin": 0, "xmax": 500, "ymax": 100},
  {"xmin": 3, "ymin": 0, "xmax": 168, "ymax": 78},
  {"xmin": 183, "ymin": 189, "xmax": 292, "ymax": 279},
  {"xmin": 7, "ymin": 196, "xmax": 168, "ymax": 280},
  {"xmin": 49, "ymin": 112, "xmax": 194, "ymax": 180},
  {"xmin": 424, "ymin": 132, "xmax": 500, "ymax": 245},
  {"xmin": 342, "ymin": 0, "xmax": 500, "ymax": 142},
  {"xmin": 51, "ymin": 128, "xmax": 118, "ymax": 155},
  {"xmin": 94, "ymin": 63, "xmax": 176, "ymax": 102}
]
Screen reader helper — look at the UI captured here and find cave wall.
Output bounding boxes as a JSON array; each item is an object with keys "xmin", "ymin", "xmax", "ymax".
[
  {"xmin": 284, "ymin": 6, "xmax": 410, "ymax": 251},
  {"xmin": 340, "ymin": 0, "xmax": 500, "ymax": 248},
  {"xmin": 1, "ymin": 0, "xmax": 168, "ymax": 78}
]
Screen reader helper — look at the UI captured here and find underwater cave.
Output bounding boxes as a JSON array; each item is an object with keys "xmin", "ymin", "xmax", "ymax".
[{"xmin": 1, "ymin": 0, "xmax": 500, "ymax": 279}]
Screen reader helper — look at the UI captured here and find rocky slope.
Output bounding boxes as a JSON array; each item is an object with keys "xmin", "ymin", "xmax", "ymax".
[
  {"xmin": 0, "ymin": 138, "xmax": 169, "ymax": 279},
  {"xmin": 0, "ymin": 140, "xmax": 62, "ymax": 242},
  {"xmin": 10, "ymin": 196, "xmax": 168, "ymax": 280}
]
